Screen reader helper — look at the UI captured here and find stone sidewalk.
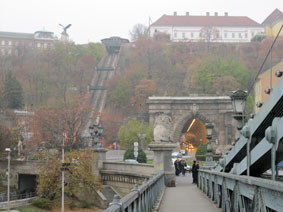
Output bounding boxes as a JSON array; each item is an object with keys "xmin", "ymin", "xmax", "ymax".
[{"xmin": 158, "ymin": 173, "xmax": 221, "ymax": 212}]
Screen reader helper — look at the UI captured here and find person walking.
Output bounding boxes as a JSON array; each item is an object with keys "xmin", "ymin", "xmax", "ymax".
[
  {"xmin": 180, "ymin": 159, "xmax": 187, "ymax": 176},
  {"xmin": 192, "ymin": 160, "xmax": 199, "ymax": 184},
  {"xmin": 174, "ymin": 158, "xmax": 180, "ymax": 176}
]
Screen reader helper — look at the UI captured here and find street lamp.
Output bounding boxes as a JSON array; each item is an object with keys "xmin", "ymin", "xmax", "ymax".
[
  {"xmin": 204, "ymin": 123, "xmax": 216, "ymax": 168},
  {"xmin": 89, "ymin": 123, "xmax": 104, "ymax": 148},
  {"xmin": 5, "ymin": 148, "xmax": 11, "ymax": 212},
  {"xmin": 229, "ymin": 90, "xmax": 248, "ymax": 130}
]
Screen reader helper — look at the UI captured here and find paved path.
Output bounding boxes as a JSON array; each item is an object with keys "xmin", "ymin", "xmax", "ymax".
[{"xmin": 158, "ymin": 173, "xmax": 221, "ymax": 212}]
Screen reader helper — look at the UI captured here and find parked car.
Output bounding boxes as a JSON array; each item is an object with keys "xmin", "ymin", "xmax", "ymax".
[{"xmin": 179, "ymin": 149, "xmax": 187, "ymax": 155}]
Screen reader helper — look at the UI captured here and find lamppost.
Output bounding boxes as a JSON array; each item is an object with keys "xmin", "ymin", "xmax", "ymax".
[
  {"xmin": 89, "ymin": 123, "xmax": 104, "ymax": 148},
  {"xmin": 5, "ymin": 148, "xmax": 11, "ymax": 212},
  {"xmin": 230, "ymin": 90, "xmax": 249, "ymax": 175},
  {"xmin": 229, "ymin": 90, "xmax": 248, "ymax": 132},
  {"xmin": 204, "ymin": 123, "xmax": 216, "ymax": 168}
]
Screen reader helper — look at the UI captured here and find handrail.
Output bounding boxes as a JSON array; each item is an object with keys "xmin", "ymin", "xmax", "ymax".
[
  {"xmin": 103, "ymin": 171, "xmax": 165, "ymax": 212},
  {"xmin": 198, "ymin": 169, "xmax": 283, "ymax": 211}
]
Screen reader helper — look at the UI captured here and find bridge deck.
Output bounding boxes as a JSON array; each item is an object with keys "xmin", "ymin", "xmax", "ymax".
[{"xmin": 158, "ymin": 173, "xmax": 220, "ymax": 212}]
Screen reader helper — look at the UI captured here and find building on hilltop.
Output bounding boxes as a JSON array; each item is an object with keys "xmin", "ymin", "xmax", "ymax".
[
  {"xmin": 262, "ymin": 8, "xmax": 283, "ymax": 38},
  {"xmin": 0, "ymin": 30, "xmax": 58, "ymax": 56},
  {"xmin": 150, "ymin": 12, "xmax": 264, "ymax": 43}
]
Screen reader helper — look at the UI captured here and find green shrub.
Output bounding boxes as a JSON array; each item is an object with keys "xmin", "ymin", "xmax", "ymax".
[
  {"xmin": 195, "ymin": 144, "xmax": 217, "ymax": 161},
  {"xmin": 32, "ymin": 197, "xmax": 54, "ymax": 210},
  {"xmin": 80, "ymin": 201, "xmax": 91, "ymax": 208},
  {"xmin": 123, "ymin": 146, "xmax": 147, "ymax": 163},
  {"xmin": 69, "ymin": 201, "xmax": 77, "ymax": 210}
]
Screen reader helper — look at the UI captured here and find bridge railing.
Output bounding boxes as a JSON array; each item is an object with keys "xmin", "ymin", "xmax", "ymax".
[
  {"xmin": 103, "ymin": 171, "xmax": 165, "ymax": 212},
  {"xmin": 198, "ymin": 169, "xmax": 283, "ymax": 212}
]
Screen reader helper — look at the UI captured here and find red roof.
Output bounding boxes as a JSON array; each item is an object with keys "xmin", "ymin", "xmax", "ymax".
[
  {"xmin": 152, "ymin": 14, "xmax": 261, "ymax": 27},
  {"xmin": 262, "ymin": 8, "xmax": 283, "ymax": 26}
]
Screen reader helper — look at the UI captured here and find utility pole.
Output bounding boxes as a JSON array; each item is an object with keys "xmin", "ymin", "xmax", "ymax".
[
  {"xmin": 61, "ymin": 132, "xmax": 66, "ymax": 212},
  {"xmin": 5, "ymin": 148, "xmax": 11, "ymax": 212}
]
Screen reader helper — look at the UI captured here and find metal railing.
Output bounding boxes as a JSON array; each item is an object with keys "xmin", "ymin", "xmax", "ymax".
[
  {"xmin": 199, "ymin": 169, "xmax": 283, "ymax": 212},
  {"xmin": 0, "ymin": 191, "xmax": 36, "ymax": 202},
  {"xmin": 103, "ymin": 171, "xmax": 165, "ymax": 212}
]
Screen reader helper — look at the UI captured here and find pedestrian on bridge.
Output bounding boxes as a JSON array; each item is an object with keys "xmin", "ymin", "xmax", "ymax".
[
  {"xmin": 192, "ymin": 160, "xmax": 199, "ymax": 184},
  {"xmin": 174, "ymin": 158, "xmax": 180, "ymax": 176}
]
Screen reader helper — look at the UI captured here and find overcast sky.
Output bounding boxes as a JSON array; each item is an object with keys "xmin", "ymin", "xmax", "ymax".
[{"xmin": 0, "ymin": 0, "xmax": 282, "ymax": 44}]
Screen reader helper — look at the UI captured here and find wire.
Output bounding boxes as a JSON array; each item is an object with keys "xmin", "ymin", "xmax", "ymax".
[{"xmin": 246, "ymin": 24, "xmax": 283, "ymax": 97}]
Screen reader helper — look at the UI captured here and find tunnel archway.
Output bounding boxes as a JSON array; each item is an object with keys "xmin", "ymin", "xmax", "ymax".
[
  {"xmin": 180, "ymin": 118, "xmax": 207, "ymax": 151},
  {"xmin": 172, "ymin": 112, "xmax": 215, "ymax": 151}
]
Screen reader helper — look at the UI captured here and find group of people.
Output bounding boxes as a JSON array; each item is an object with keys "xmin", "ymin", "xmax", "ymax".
[
  {"xmin": 174, "ymin": 158, "xmax": 188, "ymax": 176},
  {"xmin": 174, "ymin": 158, "xmax": 199, "ymax": 184}
]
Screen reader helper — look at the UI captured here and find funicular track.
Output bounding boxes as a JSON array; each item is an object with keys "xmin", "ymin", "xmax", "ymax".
[{"xmin": 83, "ymin": 53, "xmax": 118, "ymax": 137}]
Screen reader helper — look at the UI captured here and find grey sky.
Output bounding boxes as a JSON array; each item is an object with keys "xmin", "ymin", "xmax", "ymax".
[{"xmin": 0, "ymin": 0, "xmax": 282, "ymax": 44}]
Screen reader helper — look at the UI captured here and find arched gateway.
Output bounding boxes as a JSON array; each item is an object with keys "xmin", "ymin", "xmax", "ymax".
[{"xmin": 147, "ymin": 96, "xmax": 236, "ymax": 148}]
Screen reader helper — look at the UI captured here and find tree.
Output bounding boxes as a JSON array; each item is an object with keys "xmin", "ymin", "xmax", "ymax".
[
  {"xmin": 36, "ymin": 149, "xmax": 102, "ymax": 199},
  {"xmin": 2, "ymin": 71, "xmax": 24, "ymax": 109},
  {"xmin": 29, "ymin": 98, "xmax": 90, "ymax": 152},
  {"xmin": 199, "ymin": 26, "xmax": 220, "ymax": 43},
  {"xmin": 118, "ymin": 118, "xmax": 153, "ymax": 148},
  {"xmin": 191, "ymin": 54, "xmax": 252, "ymax": 94},
  {"xmin": 0, "ymin": 125, "xmax": 18, "ymax": 157},
  {"xmin": 131, "ymin": 79, "xmax": 156, "ymax": 110},
  {"xmin": 129, "ymin": 24, "xmax": 148, "ymax": 42}
]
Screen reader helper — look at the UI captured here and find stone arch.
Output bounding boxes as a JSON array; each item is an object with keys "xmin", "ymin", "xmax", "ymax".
[{"xmin": 172, "ymin": 112, "xmax": 216, "ymax": 145}]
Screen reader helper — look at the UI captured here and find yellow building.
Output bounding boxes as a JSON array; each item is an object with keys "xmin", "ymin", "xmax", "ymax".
[
  {"xmin": 262, "ymin": 9, "xmax": 283, "ymax": 38},
  {"xmin": 255, "ymin": 61, "xmax": 283, "ymax": 112}
]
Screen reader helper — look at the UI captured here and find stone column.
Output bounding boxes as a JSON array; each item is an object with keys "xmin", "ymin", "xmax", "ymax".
[
  {"xmin": 92, "ymin": 148, "xmax": 108, "ymax": 176},
  {"xmin": 149, "ymin": 142, "xmax": 177, "ymax": 187}
]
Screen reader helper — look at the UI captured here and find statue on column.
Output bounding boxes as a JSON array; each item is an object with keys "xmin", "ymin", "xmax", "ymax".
[{"xmin": 153, "ymin": 113, "xmax": 173, "ymax": 143}]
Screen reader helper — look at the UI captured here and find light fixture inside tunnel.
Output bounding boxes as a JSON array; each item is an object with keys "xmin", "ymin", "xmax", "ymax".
[{"xmin": 187, "ymin": 118, "xmax": 196, "ymax": 132}]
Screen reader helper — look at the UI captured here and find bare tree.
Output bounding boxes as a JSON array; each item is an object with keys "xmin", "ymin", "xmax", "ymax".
[
  {"xmin": 129, "ymin": 24, "xmax": 148, "ymax": 42},
  {"xmin": 199, "ymin": 26, "xmax": 220, "ymax": 43}
]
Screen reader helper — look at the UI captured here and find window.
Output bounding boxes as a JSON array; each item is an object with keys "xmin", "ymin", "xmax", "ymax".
[
  {"xmin": 1, "ymin": 49, "xmax": 5, "ymax": 56},
  {"xmin": 232, "ymin": 33, "xmax": 235, "ymax": 38},
  {"xmin": 174, "ymin": 32, "xmax": 177, "ymax": 38},
  {"xmin": 15, "ymin": 49, "xmax": 18, "ymax": 56},
  {"xmin": 224, "ymin": 33, "xmax": 227, "ymax": 38},
  {"xmin": 251, "ymin": 32, "xmax": 254, "ymax": 37},
  {"xmin": 29, "ymin": 42, "xmax": 33, "ymax": 47},
  {"xmin": 1, "ymin": 40, "xmax": 5, "ymax": 45},
  {"xmin": 44, "ymin": 43, "xmax": 48, "ymax": 48},
  {"xmin": 15, "ymin": 41, "xmax": 19, "ymax": 46},
  {"xmin": 216, "ymin": 33, "xmax": 219, "ymax": 38},
  {"xmin": 37, "ymin": 43, "xmax": 41, "ymax": 48},
  {"xmin": 182, "ymin": 32, "xmax": 185, "ymax": 38},
  {"xmin": 245, "ymin": 33, "xmax": 248, "ymax": 38},
  {"xmin": 8, "ymin": 41, "xmax": 12, "ymax": 46},
  {"xmin": 8, "ymin": 49, "xmax": 12, "ymax": 55},
  {"xmin": 239, "ymin": 33, "xmax": 242, "ymax": 38},
  {"xmin": 191, "ymin": 32, "xmax": 194, "ymax": 38},
  {"xmin": 199, "ymin": 32, "xmax": 202, "ymax": 38}
]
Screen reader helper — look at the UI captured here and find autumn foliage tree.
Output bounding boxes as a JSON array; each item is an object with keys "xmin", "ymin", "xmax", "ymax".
[
  {"xmin": 36, "ymin": 149, "xmax": 101, "ymax": 200},
  {"xmin": 131, "ymin": 79, "xmax": 156, "ymax": 110},
  {"xmin": 29, "ymin": 98, "xmax": 90, "ymax": 151}
]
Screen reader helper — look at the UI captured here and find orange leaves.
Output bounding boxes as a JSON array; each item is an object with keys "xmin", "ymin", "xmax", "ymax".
[
  {"xmin": 29, "ymin": 98, "xmax": 90, "ymax": 150},
  {"xmin": 131, "ymin": 79, "xmax": 156, "ymax": 110}
]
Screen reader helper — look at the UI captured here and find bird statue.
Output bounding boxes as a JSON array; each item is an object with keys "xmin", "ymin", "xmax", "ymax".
[{"xmin": 59, "ymin": 24, "xmax": 72, "ymax": 37}]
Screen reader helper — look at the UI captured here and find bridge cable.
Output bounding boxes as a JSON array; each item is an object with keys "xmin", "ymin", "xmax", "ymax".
[{"xmin": 246, "ymin": 24, "xmax": 283, "ymax": 100}]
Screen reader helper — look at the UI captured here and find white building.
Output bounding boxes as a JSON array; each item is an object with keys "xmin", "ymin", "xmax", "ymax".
[{"xmin": 150, "ymin": 12, "xmax": 264, "ymax": 43}]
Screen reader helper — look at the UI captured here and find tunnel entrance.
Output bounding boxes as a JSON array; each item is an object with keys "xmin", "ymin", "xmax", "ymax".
[
  {"xmin": 18, "ymin": 174, "xmax": 37, "ymax": 194},
  {"xmin": 180, "ymin": 118, "xmax": 207, "ymax": 151}
]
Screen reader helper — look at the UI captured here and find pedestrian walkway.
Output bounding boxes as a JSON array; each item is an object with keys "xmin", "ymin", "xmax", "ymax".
[{"xmin": 158, "ymin": 173, "xmax": 221, "ymax": 212}]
